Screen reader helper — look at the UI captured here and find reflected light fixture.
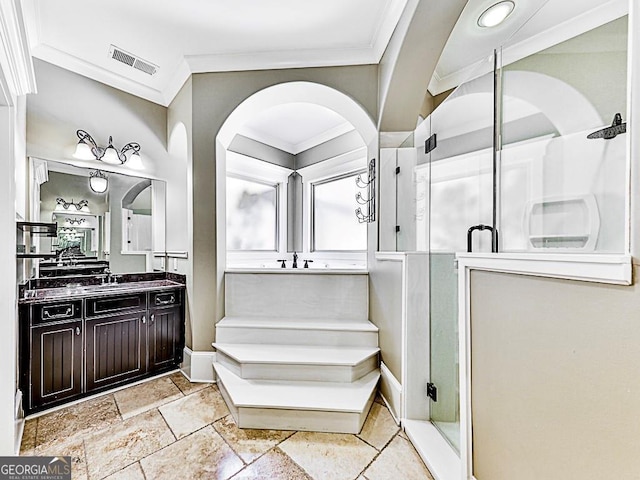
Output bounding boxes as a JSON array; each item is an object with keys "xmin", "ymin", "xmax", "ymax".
[
  {"xmin": 89, "ymin": 170, "xmax": 108, "ymax": 193},
  {"xmin": 55, "ymin": 197, "xmax": 91, "ymax": 214},
  {"xmin": 477, "ymin": 1, "xmax": 515, "ymax": 28},
  {"xmin": 73, "ymin": 129, "xmax": 144, "ymax": 169}
]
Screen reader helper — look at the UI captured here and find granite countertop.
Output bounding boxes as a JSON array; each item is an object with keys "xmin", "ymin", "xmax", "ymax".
[{"xmin": 20, "ymin": 279, "xmax": 185, "ymax": 304}]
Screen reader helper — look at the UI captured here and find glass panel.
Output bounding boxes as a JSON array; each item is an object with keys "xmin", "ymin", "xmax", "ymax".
[
  {"xmin": 500, "ymin": 16, "xmax": 628, "ymax": 253},
  {"xmin": 226, "ymin": 176, "xmax": 277, "ymax": 251},
  {"xmin": 421, "ymin": 63, "xmax": 496, "ymax": 454},
  {"xmin": 312, "ymin": 174, "xmax": 367, "ymax": 251}
]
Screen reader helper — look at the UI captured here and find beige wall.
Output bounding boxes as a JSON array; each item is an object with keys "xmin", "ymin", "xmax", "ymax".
[
  {"xmin": 470, "ymin": 269, "xmax": 640, "ymax": 480},
  {"xmin": 27, "ymin": 60, "xmax": 170, "ymax": 178},
  {"xmin": 187, "ymin": 65, "xmax": 379, "ymax": 352},
  {"xmin": 369, "ymin": 259, "xmax": 403, "ymax": 381}
]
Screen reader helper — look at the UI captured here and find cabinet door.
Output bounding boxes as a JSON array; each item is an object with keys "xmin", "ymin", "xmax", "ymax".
[
  {"xmin": 86, "ymin": 313, "xmax": 147, "ymax": 392},
  {"xmin": 148, "ymin": 307, "xmax": 180, "ymax": 372},
  {"xmin": 31, "ymin": 320, "xmax": 83, "ymax": 410}
]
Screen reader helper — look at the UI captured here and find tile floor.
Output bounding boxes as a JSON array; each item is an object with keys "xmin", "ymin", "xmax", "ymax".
[{"xmin": 20, "ymin": 372, "xmax": 434, "ymax": 480}]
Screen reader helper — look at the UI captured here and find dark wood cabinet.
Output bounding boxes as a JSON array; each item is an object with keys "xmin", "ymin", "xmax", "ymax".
[
  {"xmin": 21, "ymin": 285, "xmax": 185, "ymax": 414},
  {"xmin": 148, "ymin": 306, "xmax": 181, "ymax": 371},
  {"xmin": 85, "ymin": 312, "xmax": 148, "ymax": 392},
  {"xmin": 31, "ymin": 320, "xmax": 83, "ymax": 409}
]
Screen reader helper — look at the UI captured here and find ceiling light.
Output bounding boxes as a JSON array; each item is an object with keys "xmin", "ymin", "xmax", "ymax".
[
  {"xmin": 478, "ymin": 1, "xmax": 515, "ymax": 28},
  {"xmin": 73, "ymin": 129, "xmax": 143, "ymax": 168},
  {"xmin": 89, "ymin": 170, "xmax": 108, "ymax": 193}
]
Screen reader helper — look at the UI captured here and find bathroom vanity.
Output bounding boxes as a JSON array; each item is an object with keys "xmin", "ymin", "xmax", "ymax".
[{"xmin": 18, "ymin": 273, "xmax": 186, "ymax": 414}]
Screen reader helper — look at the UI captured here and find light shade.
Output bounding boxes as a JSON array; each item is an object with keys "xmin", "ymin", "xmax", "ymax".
[
  {"xmin": 126, "ymin": 152, "xmax": 144, "ymax": 170},
  {"xmin": 478, "ymin": 1, "xmax": 515, "ymax": 28},
  {"xmin": 73, "ymin": 141, "xmax": 94, "ymax": 160},
  {"xmin": 102, "ymin": 145, "xmax": 122, "ymax": 165},
  {"xmin": 89, "ymin": 170, "xmax": 108, "ymax": 193}
]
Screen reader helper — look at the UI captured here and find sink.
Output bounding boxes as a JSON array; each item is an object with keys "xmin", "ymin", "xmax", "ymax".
[{"xmin": 82, "ymin": 283, "xmax": 133, "ymax": 292}]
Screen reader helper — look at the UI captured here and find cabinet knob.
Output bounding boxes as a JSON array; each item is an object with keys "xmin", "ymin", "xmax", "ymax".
[
  {"xmin": 150, "ymin": 314, "xmax": 155, "ymax": 323},
  {"xmin": 75, "ymin": 327, "xmax": 81, "ymax": 336},
  {"xmin": 142, "ymin": 316, "xmax": 146, "ymax": 324}
]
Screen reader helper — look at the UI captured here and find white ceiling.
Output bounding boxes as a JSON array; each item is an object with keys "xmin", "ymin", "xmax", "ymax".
[
  {"xmin": 236, "ymin": 103, "xmax": 354, "ymax": 155},
  {"xmin": 429, "ymin": 0, "xmax": 628, "ymax": 95},
  {"xmin": 23, "ymin": 0, "xmax": 407, "ymax": 106}
]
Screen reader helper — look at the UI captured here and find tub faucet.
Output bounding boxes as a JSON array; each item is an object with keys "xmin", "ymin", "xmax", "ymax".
[{"xmin": 292, "ymin": 252, "xmax": 298, "ymax": 268}]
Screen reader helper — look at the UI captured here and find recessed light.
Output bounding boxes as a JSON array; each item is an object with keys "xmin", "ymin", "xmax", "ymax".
[{"xmin": 478, "ymin": 1, "xmax": 515, "ymax": 28}]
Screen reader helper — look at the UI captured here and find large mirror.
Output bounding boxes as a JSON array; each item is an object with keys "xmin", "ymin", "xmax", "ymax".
[{"xmin": 31, "ymin": 159, "xmax": 166, "ymax": 277}]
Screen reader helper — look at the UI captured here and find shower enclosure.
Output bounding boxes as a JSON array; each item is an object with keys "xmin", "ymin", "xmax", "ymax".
[{"xmin": 401, "ymin": 12, "xmax": 629, "ymax": 463}]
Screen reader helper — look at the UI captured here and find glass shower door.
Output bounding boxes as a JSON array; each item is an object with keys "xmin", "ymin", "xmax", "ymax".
[{"xmin": 426, "ymin": 65, "xmax": 496, "ymax": 453}]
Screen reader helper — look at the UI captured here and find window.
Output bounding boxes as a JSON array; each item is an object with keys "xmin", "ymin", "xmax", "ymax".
[
  {"xmin": 226, "ymin": 176, "xmax": 278, "ymax": 251},
  {"xmin": 312, "ymin": 173, "xmax": 367, "ymax": 251}
]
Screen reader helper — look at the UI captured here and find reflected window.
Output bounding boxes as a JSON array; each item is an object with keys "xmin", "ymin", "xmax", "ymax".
[
  {"xmin": 312, "ymin": 173, "xmax": 367, "ymax": 251},
  {"xmin": 226, "ymin": 176, "xmax": 278, "ymax": 251}
]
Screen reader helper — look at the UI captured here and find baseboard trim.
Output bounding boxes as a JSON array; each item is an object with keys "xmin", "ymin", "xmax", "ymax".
[
  {"xmin": 181, "ymin": 347, "xmax": 217, "ymax": 383},
  {"xmin": 14, "ymin": 389, "xmax": 24, "ymax": 455},
  {"xmin": 379, "ymin": 362, "xmax": 402, "ymax": 422}
]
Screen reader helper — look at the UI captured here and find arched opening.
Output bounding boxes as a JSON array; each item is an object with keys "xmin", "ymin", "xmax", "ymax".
[{"xmin": 216, "ymin": 81, "xmax": 377, "ymax": 271}]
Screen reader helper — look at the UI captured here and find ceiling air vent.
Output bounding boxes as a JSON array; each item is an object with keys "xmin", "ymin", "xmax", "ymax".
[{"xmin": 108, "ymin": 45, "xmax": 158, "ymax": 76}]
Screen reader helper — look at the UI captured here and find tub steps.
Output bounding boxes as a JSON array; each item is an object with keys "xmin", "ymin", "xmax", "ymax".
[
  {"xmin": 214, "ymin": 271, "xmax": 379, "ymax": 434},
  {"xmin": 215, "ymin": 316, "xmax": 379, "ymax": 347},
  {"xmin": 213, "ymin": 342, "xmax": 379, "ymax": 382}
]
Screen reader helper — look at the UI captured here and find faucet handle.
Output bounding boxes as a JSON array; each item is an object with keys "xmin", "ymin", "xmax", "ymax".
[
  {"xmin": 303, "ymin": 260, "xmax": 313, "ymax": 268},
  {"xmin": 277, "ymin": 259, "xmax": 287, "ymax": 268}
]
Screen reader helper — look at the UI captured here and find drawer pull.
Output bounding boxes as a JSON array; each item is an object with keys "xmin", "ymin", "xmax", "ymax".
[
  {"xmin": 155, "ymin": 295, "xmax": 175, "ymax": 306},
  {"xmin": 75, "ymin": 327, "xmax": 81, "ymax": 336},
  {"xmin": 43, "ymin": 305, "xmax": 73, "ymax": 320}
]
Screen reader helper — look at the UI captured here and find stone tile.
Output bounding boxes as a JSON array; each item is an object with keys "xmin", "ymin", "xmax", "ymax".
[
  {"xmin": 114, "ymin": 376, "xmax": 183, "ymax": 419},
  {"xmin": 103, "ymin": 462, "xmax": 145, "ymax": 480},
  {"xmin": 279, "ymin": 431, "xmax": 377, "ymax": 480},
  {"xmin": 374, "ymin": 394, "xmax": 385, "ymax": 406},
  {"xmin": 399, "ymin": 429, "xmax": 408, "ymax": 440},
  {"xmin": 140, "ymin": 425, "xmax": 243, "ymax": 480},
  {"xmin": 20, "ymin": 419, "xmax": 37, "ymax": 455},
  {"xmin": 84, "ymin": 409, "xmax": 175, "ymax": 480},
  {"xmin": 159, "ymin": 385, "xmax": 229, "ymax": 439},
  {"xmin": 213, "ymin": 415, "xmax": 294, "ymax": 463},
  {"xmin": 363, "ymin": 435, "xmax": 434, "ymax": 480},
  {"xmin": 357, "ymin": 402, "xmax": 400, "ymax": 450},
  {"xmin": 230, "ymin": 448, "xmax": 312, "ymax": 480},
  {"xmin": 35, "ymin": 436, "xmax": 88, "ymax": 480},
  {"xmin": 36, "ymin": 395, "xmax": 121, "ymax": 448},
  {"xmin": 169, "ymin": 371, "xmax": 209, "ymax": 395}
]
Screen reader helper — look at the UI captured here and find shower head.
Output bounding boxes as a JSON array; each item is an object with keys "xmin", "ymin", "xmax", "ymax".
[{"xmin": 587, "ymin": 113, "xmax": 626, "ymax": 140}]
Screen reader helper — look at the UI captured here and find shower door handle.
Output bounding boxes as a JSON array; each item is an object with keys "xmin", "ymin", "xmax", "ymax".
[{"xmin": 467, "ymin": 224, "xmax": 494, "ymax": 253}]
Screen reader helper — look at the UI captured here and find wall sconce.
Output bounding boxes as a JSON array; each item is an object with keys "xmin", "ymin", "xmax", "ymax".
[
  {"xmin": 55, "ymin": 197, "xmax": 90, "ymax": 214},
  {"xmin": 89, "ymin": 170, "xmax": 108, "ymax": 193},
  {"xmin": 73, "ymin": 129, "xmax": 144, "ymax": 170},
  {"xmin": 66, "ymin": 218, "xmax": 86, "ymax": 226}
]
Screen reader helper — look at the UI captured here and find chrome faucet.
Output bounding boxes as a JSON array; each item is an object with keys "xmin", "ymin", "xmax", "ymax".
[{"xmin": 292, "ymin": 252, "xmax": 298, "ymax": 268}]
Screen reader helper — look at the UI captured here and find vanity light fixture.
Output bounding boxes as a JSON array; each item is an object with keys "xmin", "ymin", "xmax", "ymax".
[
  {"xmin": 55, "ymin": 197, "xmax": 91, "ymax": 214},
  {"xmin": 73, "ymin": 129, "xmax": 144, "ymax": 170},
  {"xmin": 66, "ymin": 218, "xmax": 86, "ymax": 226},
  {"xmin": 89, "ymin": 170, "xmax": 108, "ymax": 193},
  {"xmin": 477, "ymin": 1, "xmax": 515, "ymax": 28}
]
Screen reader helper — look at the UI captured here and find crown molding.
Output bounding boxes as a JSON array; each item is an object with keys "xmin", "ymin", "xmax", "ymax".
[
  {"xmin": 0, "ymin": 0, "xmax": 37, "ymax": 102},
  {"xmin": 31, "ymin": 43, "xmax": 168, "ymax": 106}
]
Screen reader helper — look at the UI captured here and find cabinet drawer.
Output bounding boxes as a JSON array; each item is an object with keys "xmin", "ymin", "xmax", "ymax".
[
  {"xmin": 150, "ymin": 289, "xmax": 182, "ymax": 308},
  {"xmin": 32, "ymin": 300, "xmax": 83, "ymax": 325},
  {"xmin": 86, "ymin": 293, "xmax": 147, "ymax": 317}
]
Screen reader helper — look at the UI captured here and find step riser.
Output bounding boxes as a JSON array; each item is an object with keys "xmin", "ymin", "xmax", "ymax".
[
  {"xmin": 225, "ymin": 273, "xmax": 368, "ymax": 320},
  {"xmin": 217, "ymin": 351, "xmax": 378, "ymax": 382},
  {"xmin": 218, "ymin": 377, "xmax": 376, "ymax": 434},
  {"xmin": 216, "ymin": 327, "xmax": 378, "ymax": 347}
]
